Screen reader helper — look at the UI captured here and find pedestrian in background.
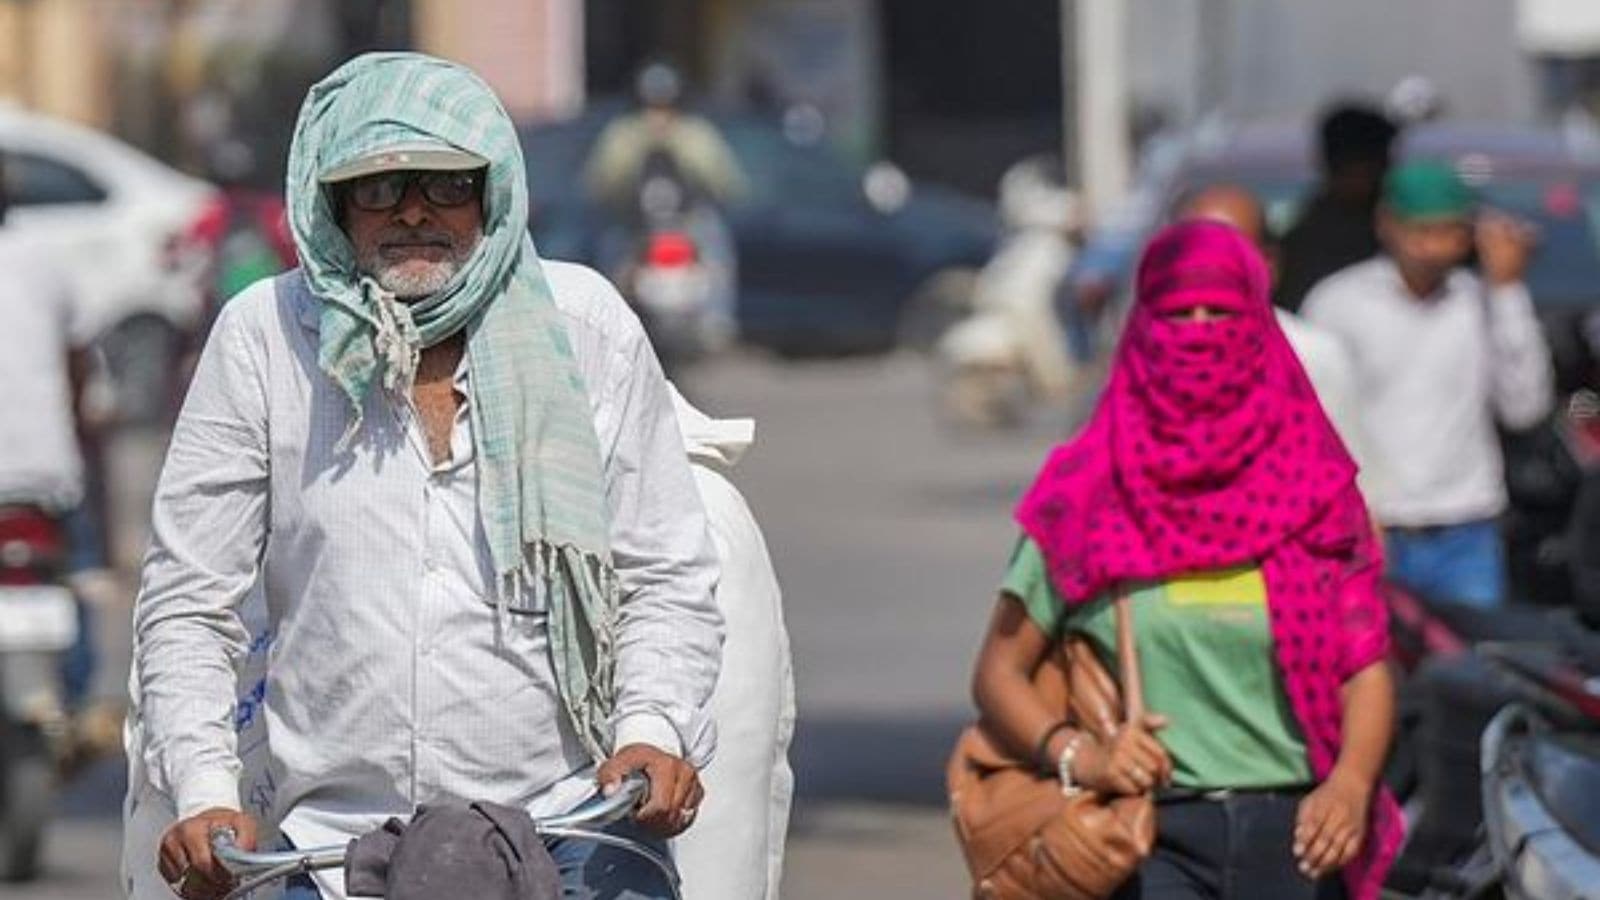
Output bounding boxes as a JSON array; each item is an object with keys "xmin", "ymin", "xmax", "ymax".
[
  {"xmin": 970, "ymin": 220, "xmax": 1402, "ymax": 899},
  {"xmin": 0, "ymin": 151, "xmax": 121, "ymax": 762},
  {"xmin": 1303, "ymin": 161, "xmax": 1553, "ymax": 608},
  {"xmin": 1276, "ymin": 104, "xmax": 1398, "ymax": 313}
]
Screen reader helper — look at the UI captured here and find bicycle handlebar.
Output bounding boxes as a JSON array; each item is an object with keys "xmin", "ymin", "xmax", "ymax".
[{"xmin": 211, "ymin": 772, "xmax": 662, "ymax": 900}]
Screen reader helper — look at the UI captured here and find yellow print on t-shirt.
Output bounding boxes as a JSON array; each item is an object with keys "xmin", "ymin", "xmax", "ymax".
[{"xmin": 1165, "ymin": 566, "xmax": 1268, "ymax": 608}]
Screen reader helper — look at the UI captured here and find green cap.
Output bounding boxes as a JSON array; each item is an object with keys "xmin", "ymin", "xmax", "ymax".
[{"xmin": 1383, "ymin": 160, "xmax": 1475, "ymax": 222}]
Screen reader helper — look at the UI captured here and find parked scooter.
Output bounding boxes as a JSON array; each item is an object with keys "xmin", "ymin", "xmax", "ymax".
[
  {"xmin": 0, "ymin": 505, "xmax": 78, "ymax": 881},
  {"xmin": 1472, "ymin": 441, "xmax": 1600, "ymax": 899},
  {"xmin": 935, "ymin": 155, "xmax": 1083, "ymax": 428},
  {"xmin": 1383, "ymin": 574, "xmax": 1600, "ymax": 899},
  {"xmin": 1480, "ymin": 682, "xmax": 1600, "ymax": 899}
]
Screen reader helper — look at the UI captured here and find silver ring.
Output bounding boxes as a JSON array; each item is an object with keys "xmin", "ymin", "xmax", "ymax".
[{"xmin": 680, "ymin": 806, "xmax": 698, "ymax": 822}]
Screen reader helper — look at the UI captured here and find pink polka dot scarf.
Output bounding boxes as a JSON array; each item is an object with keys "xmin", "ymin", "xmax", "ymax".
[{"xmin": 1016, "ymin": 220, "xmax": 1402, "ymax": 899}]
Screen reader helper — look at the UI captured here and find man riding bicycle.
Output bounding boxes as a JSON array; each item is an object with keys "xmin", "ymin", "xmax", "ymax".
[{"xmin": 130, "ymin": 53, "xmax": 723, "ymax": 900}]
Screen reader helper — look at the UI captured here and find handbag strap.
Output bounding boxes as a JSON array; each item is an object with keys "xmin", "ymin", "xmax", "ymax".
[{"xmin": 1112, "ymin": 593, "xmax": 1145, "ymax": 725}]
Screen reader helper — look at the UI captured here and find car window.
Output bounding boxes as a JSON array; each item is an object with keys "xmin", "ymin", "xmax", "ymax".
[{"xmin": 5, "ymin": 152, "xmax": 108, "ymax": 206}]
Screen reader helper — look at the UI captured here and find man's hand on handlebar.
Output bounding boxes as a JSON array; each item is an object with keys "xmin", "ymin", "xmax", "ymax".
[
  {"xmin": 158, "ymin": 808, "xmax": 258, "ymax": 900},
  {"xmin": 597, "ymin": 743, "xmax": 703, "ymax": 838}
]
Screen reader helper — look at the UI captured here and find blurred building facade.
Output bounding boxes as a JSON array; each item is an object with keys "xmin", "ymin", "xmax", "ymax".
[
  {"xmin": 1128, "ymin": 0, "xmax": 1600, "ymax": 127},
  {"xmin": 4, "ymin": 0, "xmax": 1591, "ymax": 203}
]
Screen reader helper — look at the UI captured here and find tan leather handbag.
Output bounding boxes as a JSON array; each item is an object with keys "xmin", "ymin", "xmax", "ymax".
[{"xmin": 947, "ymin": 598, "xmax": 1155, "ymax": 900}]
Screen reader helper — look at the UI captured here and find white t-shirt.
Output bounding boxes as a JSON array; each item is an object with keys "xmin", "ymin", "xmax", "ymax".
[{"xmin": 0, "ymin": 229, "xmax": 90, "ymax": 511}]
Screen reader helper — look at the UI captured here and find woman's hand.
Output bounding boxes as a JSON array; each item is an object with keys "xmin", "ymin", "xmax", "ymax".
[
  {"xmin": 1069, "ymin": 714, "xmax": 1171, "ymax": 796},
  {"xmin": 1294, "ymin": 769, "xmax": 1372, "ymax": 878}
]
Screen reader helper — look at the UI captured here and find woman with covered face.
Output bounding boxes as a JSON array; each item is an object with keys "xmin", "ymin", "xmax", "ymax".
[{"xmin": 969, "ymin": 220, "xmax": 1402, "ymax": 899}]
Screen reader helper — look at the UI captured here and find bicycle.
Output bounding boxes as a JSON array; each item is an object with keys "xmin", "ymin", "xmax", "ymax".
[{"xmin": 209, "ymin": 773, "xmax": 682, "ymax": 900}]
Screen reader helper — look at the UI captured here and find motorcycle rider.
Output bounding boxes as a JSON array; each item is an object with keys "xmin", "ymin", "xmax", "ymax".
[
  {"xmin": 586, "ymin": 62, "xmax": 745, "ymax": 344},
  {"xmin": 586, "ymin": 63, "xmax": 747, "ymax": 218}
]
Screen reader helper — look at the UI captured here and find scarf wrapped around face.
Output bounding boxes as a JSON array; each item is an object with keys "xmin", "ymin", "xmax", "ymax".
[
  {"xmin": 286, "ymin": 52, "xmax": 617, "ymax": 760},
  {"xmin": 1016, "ymin": 221, "xmax": 1401, "ymax": 899}
]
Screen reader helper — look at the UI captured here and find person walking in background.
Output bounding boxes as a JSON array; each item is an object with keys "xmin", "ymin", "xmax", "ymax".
[
  {"xmin": 1276, "ymin": 104, "xmax": 1398, "ymax": 313},
  {"xmin": 668, "ymin": 389, "xmax": 795, "ymax": 900},
  {"xmin": 585, "ymin": 62, "xmax": 746, "ymax": 345},
  {"xmin": 130, "ymin": 53, "xmax": 722, "ymax": 900},
  {"xmin": 1303, "ymin": 161, "xmax": 1553, "ymax": 608},
  {"xmin": 0, "ymin": 151, "xmax": 122, "ymax": 766},
  {"xmin": 970, "ymin": 221, "xmax": 1402, "ymax": 899},
  {"xmin": 1176, "ymin": 184, "xmax": 1374, "ymax": 489}
]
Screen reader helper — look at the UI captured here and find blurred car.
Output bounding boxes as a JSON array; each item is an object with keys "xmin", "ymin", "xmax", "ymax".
[
  {"xmin": 519, "ymin": 102, "xmax": 998, "ymax": 354},
  {"xmin": 0, "ymin": 103, "xmax": 220, "ymax": 425},
  {"xmin": 1098, "ymin": 120, "xmax": 1600, "ymax": 317},
  {"xmin": 1073, "ymin": 120, "xmax": 1600, "ymax": 313}
]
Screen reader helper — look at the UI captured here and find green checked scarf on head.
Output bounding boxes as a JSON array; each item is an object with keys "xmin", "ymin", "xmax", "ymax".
[{"xmin": 286, "ymin": 52, "xmax": 617, "ymax": 759}]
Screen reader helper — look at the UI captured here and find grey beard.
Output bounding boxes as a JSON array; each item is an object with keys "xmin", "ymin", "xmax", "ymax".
[{"xmin": 372, "ymin": 258, "xmax": 460, "ymax": 299}]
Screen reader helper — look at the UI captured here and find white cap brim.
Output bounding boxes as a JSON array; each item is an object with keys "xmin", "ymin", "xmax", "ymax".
[{"xmin": 318, "ymin": 143, "xmax": 489, "ymax": 184}]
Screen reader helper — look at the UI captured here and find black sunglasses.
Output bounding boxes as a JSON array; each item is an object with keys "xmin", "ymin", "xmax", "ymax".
[{"xmin": 342, "ymin": 169, "xmax": 485, "ymax": 212}]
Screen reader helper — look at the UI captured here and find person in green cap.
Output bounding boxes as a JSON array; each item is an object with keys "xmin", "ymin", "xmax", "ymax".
[
  {"xmin": 130, "ymin": 53, "xmax": 722, "ymax": 900},
  {"xmin": 1302, "ymin": 159, "xmax": 1552, "ymax": 607}
]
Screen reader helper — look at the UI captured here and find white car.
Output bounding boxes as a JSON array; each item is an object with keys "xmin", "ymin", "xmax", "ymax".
[{"xmin": 0, "ymin": 103, "xmax": 219, "ymax": 424}]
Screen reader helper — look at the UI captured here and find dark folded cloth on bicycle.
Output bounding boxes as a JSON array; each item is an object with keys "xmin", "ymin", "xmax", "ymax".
[{"xmin": 345, "ymin": 800, "xmax": 561, "ymax": 900}]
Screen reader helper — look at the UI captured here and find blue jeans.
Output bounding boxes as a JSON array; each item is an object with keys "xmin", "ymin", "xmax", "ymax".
[
  {"xmin": 1385, "ymin": 518, "xmax": 1507, "ymax": 608},
  {"xmin": 281, "ymin": 818, "xmax": 677, "ymax": 899}
]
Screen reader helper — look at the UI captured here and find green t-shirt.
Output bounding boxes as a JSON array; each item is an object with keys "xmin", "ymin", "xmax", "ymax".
[{"xmin": 1001, "ymin": 538, "xmax": 1313, "ymax": 790}]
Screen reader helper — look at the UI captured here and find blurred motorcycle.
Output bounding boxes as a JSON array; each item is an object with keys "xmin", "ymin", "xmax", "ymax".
[
  {"xmin": 612, "ymin": 148, "xmax": 734, "ymax": 375},
  {"xmin": 0, "ymin": 505, "xmax": 77, "ymax": 881}
]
